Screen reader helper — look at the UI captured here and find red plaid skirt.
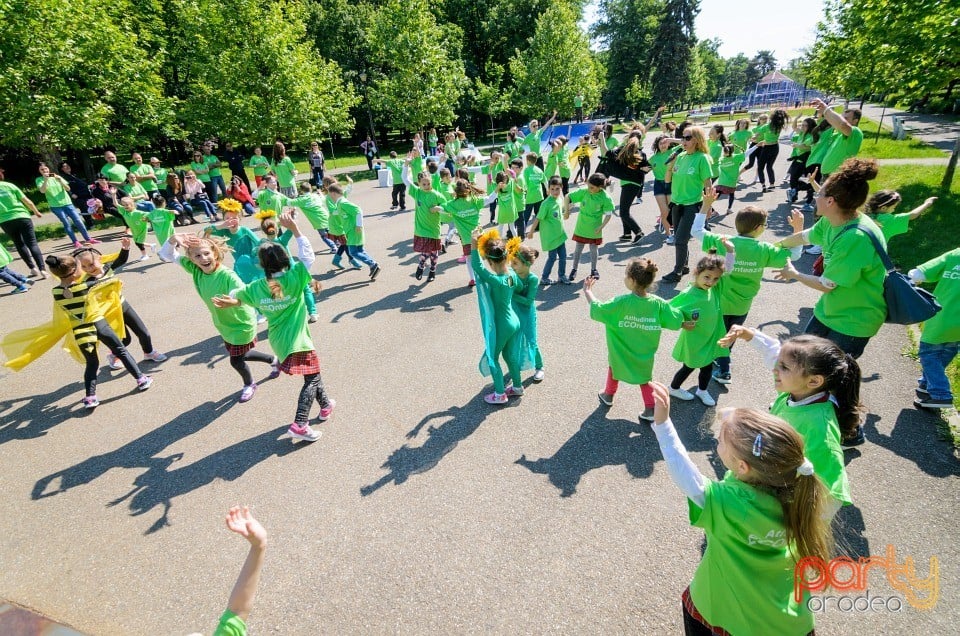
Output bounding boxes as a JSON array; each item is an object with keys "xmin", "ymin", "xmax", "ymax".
[
  {"xmin": 224, "ymin": 339, "xmax": 256, "ymax": 357},
  {"xmin": 715, "ymin": 185, "xmax": 737, "ymax": 195},
  {"xmin": 279, "ymin": 349, "xmax": 321, "ymax": 375},
  {"xmin": 572, "ymin": 234, "xmax": 602, "ymax": 245},
  {"xmin": 328, "ymin": 233, "xmax": 346, "ymax": 246},
  {"xmin": 413, "ymin": 236, "xmax": 442, "ymax": 253},
  {"xmin": 681, "ymin": 587, "xmax": 815, "ymax": 636}
]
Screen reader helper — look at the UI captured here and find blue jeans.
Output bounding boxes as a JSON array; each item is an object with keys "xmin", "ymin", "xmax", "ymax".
[
  {"xmin": 318, "ymin": 229, "xmax": 338, "ymax": 252},
  {"xmin": 918, "ymin": 341, "xmax": 959, "ymax": 400},
  {"xmin": 135, "ymin": 201, "xmax": 155, "ymax": 212},
  {"xmin": 191, "ymin": 198, "xmax": 218, "ymax": 220},
  {"xmin": 542, "ymin": 243, "xmax": 567, "ymax": 280},
  {"xmin": 241, "ymin": 201, "xmax": 256, "ymax": 216},
  {"xmin": 208, "ymin": 175, "xmax": 227, "ymax": 203},
  {"xmin": 50, "ymin": 205, "xmax": 91, "ymax": 243},
  {"xmin": 347, "ymin": 245, "xmax": 377, "ymax": 269},
  {"xmin": 0, "ymin": 265, "xmax": 28, "ymax": 288}
]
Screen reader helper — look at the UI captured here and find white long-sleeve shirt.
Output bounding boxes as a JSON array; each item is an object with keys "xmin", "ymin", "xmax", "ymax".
[{"xmin": 652, "ymin": 418, "xmax": 709, "ymax": 507}]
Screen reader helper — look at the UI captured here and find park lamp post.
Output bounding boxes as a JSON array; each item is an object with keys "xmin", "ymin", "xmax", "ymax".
[{"xmin": 359, "ymin": 72, "xmax": 377, "ymax": 143}]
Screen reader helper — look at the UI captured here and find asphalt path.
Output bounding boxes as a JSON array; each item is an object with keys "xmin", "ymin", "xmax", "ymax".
[{"xmin": 0, "ymin": 149, "xmax": 957, "ymax": 635}]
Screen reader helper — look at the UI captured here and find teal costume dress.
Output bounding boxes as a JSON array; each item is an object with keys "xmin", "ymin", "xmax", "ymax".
[
  {"xmin": 511, "ymin": 272, "xmax": 542, "ymax": 370},
  {"xmin": 211, "ymin": 226, "xmax": 263, "ymax": 284},
  {"xmin": 472, "ymin": 249, "xmax": 523, "ymax": 393}
]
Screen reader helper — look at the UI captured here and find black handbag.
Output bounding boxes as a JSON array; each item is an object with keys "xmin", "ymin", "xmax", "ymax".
[{"xmin": 846, "ymin": 225, "xmax": 942, "ymax": 325}]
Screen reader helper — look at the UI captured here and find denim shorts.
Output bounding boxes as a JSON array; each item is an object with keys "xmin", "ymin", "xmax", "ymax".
[{"xmin": 653, "ymin": 180, "xmax": 671, "ymax": 196}]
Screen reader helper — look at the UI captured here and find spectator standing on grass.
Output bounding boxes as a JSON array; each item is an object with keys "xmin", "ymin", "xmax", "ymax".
[
  {"xmin": 58, "ymin": 161, "xmax": 93, "ymax": 228},
  {"xmin": 203, "ymin": 141, "xmax": 227, "ymax": 203},
  {"xmin": 249, "ymin": 146, "xmax": 270, "ymax": 189},
  {"xmin": 308, "ymin": 141, "xmax": 326, "ymax": 187},
  {"xmin": 360, "ymin": 135, "xmax": 378, "ymax": 171},
  {"xmin": 223, "ymin": 142, "xmax": 251, "ymax": 192},
  {"xmin": 270, "ymin": 142, "xmax": 298, "ymax": 198}
]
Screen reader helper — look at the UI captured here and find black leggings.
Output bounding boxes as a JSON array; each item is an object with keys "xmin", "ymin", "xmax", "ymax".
[
  {"xmin": 618, "ymin": 182, "xmax": 643, "ymax": 236},
  {"xmin": 788, "ymin": 153, "xmax": 810, "ymax": 189},
  {"xmin": 82, "ymin": 320, "xmax": 143, "ymax": 396},
  {"xmin": 671, "ymin": 363, "xmax": 713, "ymax": 392},
  {"xmin": 575, "ymin": 157, "xmax": 591, "ymax": 182},
  {"xmin": 0, "ymin": 218, "xmax": 44, "ymax": 271},
  {"xmin": 295, "ymin": 373, "xmax": 331, "ymax": 425},
  {"xmin": 121, "ymin": 302, "xmax": 154, "ymax": 355},
  {"xmin": 229, "ymin": 349, "xmax": 275, "ymax": 385},
  {"xmin": 671, "ymin": 202, "xmax": 700, "ymax": 275},
  {"xmin": 756, "ymin": 144, "xmax": 779, "ymax": 185},
  {"xmin": 742, "ymin": 142, "xmax": 758, "ymax": 170}
]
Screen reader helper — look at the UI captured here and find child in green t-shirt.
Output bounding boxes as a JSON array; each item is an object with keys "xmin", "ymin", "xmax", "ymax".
[
  {"xmin": 260, "ymin": 214, "xmax": 320, "ymax": 323},
  {"xmin": 713, "ymin": 144, "xmax": 745, "ymax": 214},
  {"xmin": 402, "ymin": 161, "xmax": 448, "ymax": 283},
  {"xmin": 248, "ymin": 146, "xmax": 270, "ymax": 189},
  {"xmin": 909, "ymin": 247, "xmax": 960, "ymax": 409},
  {"xmin": 509, "ymin": 240, "xmax": 545, "ymax": 383},
  {"xmin": 720, "ymin": 327, "xmax": 858, "ymax": 512},
  {"xmin": 492, "ymin": 170, "xmax": 522, "ymax": 239},
  {"xmin": 117, "ymin": 197, "xmax": 154, "ymax": 261},
  {"xmin": 863, "ymin": 190, "xmax": 937, "ymax": 243},
  {"xmin": 520, "ymin": 152, "xmax": 546, "ymax": 234},
  {"xmin": 587, "ymin": 258, "xmax": 684, "ymax": 422},
  {"xmin": 294, "ymin": 182, "xmax": 339, "ymax": 253},
  {"xmin": 563, "ymin": 172, "xmax": 615, "ymax": 281},
  {"xmin": 650, "ymin": 384, "xmax": 832, "ymax": 636},
  {"xmin": 379, "ymin": 151, "xmax": 406, "ymax": 210},
  {"xmin": 213, "ymin": 213, "xmax": 332, "ymax": 441},
  {"xmin": 441, "ymin": 179, "xmax": 498, "ymax": 285},
  {"xmin": 327, "ymin": 183, "xmax": 381, "ymax": 281},
  {"xmin": 525, "ymin": 177, "xmax": 569, "ymax": 284}
]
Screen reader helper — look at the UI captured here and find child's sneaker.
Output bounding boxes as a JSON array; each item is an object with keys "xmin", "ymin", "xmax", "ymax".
[
  {"xmin": 540, "ymin": 278, "xmax": 556, "ymax": 286},
  {"xmin": 914, "ymin": 396, "xmax": 954, "ymax": 409},
  {"xmin": 457, "ymin": 255, "xmax": 468, "ymax": 264},
  {"xmin": 840, "ymin": 425, "xmax": 866, "ymax": 449},
  {"xmin": 426, "ymin": 270, "xmax": 436, "ymax": 282},
  {"xmin": 268, "ymin": 357, "xmax": 281, "ymax": 379},
  {"xmin": 349, "ymin": 259, "xmax": 363, "ymax": 269},
  {"xmin": 73, "ymin": 241, "xmax": 84, "ymax": 249},
  {"xmin": 559, "ymin": 276, "xmax": 573, "ymax": 285},
  {"xmin": 665, "ymin": 234, "xmax": 676, "ymax": 245},
  {"xmin": 712, "ymin": 369, "xmax": 732, "ymax": 385},
  {"xmin": 238, "ymin": 383, "xmax": 257, "ymax": 403},
  {"xmin": 590, "ymin": 269, "xmax": 600, "ymax": 280},
  {"xmin": 532, "ymin": 369, "xmax": 545, "ymax": 382},
  {"xmin": 288, "ymin": 423, "xmax": 321, "ymax": 442},
  {"xmin": 12, "ymin": 285, "xmax": 29, "ymax": 294},
  {"xmin": 136, "ymin": 375, "xmax": 153, "ymax": 391},
  {"xmin": 598, "ymin": 392, "xmax": 614, "ymax": 406},
  {"xmin": 415, "ymin": 264, "xmax": 424, "ymax": 280},
  {"xmin": 82, "ymin": 395, "xmax": 100, "ymax": 409},
  {"xmin": 331, "ymin": 257, "xmax": 345, "ymax": 269},
  {"xmin": 568, "ymin": 268, "xmax": 577, "ymax": 280},
  {"xmin": 369, "ymin": 264, "xmax": 381, "ymax": 280},
  {"xmin": 317, "ymin": 398, "xmax": 336, "ymax": 422},
  {"xmin": 468, "ymin": 279, "xmax": 476, "ymax": 288},
  {"xmin": 484, "ymin": 392, "xmax": 507, "ymax": 405},
  {"xmin": 106, "ymin": 353, "xmax": 123, "ymax": 370},
  {"xmin": 639, "ymin": 407, "xmax": 655, "ymax": 422},
  {"xmin": 143, "ymin": 350, "xmax": 168, "ymax": 362},
  {"xmin": 87, "ymin": 238, "xmax": 102, "ymax": 245},
  {"xmin": 669, "ymin": 387, "xmax": 694, "ymax": 401},
  {"xmin": 308, "ymin": 313, "xmax": 319, "ymax": 323},
  {"xmin": 695, "ymin": 389, "xmax": 716, "ymax": 406},
  {"xmin": 505, "ymin": 384, "xmax": 524, "ymax": 397},
  {"xmin": 801, "ymin": 202, "xmax": 815, "ymax": 213}
]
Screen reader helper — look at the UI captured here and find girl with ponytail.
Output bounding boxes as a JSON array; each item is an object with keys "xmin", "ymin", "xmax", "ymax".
[
  {"xmin": 720, "ymin": 326, "xmax": 861, "ymax": 510},
  {"xmin": 650, "ymin": 382, "xmax": 832, "ymax": 636}
]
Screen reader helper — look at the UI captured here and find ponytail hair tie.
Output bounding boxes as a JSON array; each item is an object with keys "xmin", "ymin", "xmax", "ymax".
[{"xmin": 796, "ymin": 458, "xmax": 815, "ymax": 477}]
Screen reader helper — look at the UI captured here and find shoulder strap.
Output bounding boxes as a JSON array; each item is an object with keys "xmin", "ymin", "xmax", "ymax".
[{"xmin": 843, "ymin": 223, "xmax": 895, "ymax": 273}]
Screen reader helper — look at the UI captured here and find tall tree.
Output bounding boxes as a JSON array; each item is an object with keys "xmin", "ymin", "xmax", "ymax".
[
  {"xmin": 648, "ymin": 0, "xmax": 700, "ymax": 106},
  {"xmin": 718, "ymin": 53, "xmax": 750, "ymax": 101},
  {"xmin": 746, "ymin": 49, "xmax": 778, "ymax": 87},
  {"xmin": 592, "ymin": 0, "xmax": 663, "ymax": 115},
  {"xmin": 695, "ymin": 38, "xmax": 726, "ymax": 102},
  {"xmin": 509, "ymin": 2, "xmax": 603, "ymax": 118}
]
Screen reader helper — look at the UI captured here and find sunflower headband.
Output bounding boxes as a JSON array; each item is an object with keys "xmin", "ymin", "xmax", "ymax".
[
  {"xmin": 477, "ymin": 228, "xmax": 505, "ymax": 261},
  {"xmin": 505, "ymin": 236, "xmax": 530, "ymax": 265},
  {"xmin": 253, "ymin": 209, "xmax": 277, "ymax": 220},
  {"xmin": 218, "ymin": 198, "xmax": 242, "ymax": 215}
]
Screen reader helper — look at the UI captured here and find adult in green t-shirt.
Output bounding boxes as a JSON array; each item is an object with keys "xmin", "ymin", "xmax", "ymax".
[
  {"xmin": 99, "ymin": 150, "xmax": 129, "ymax": 188},
  {"xmin": 203, "ymin": 141, "xmax": 227, "ymax": 203},
  {"xmin": 911, "ymin": 247, "xmax": 960, "ymax": 408},
  {"xmin": 777, "ymin": 159, "xmax": 886, "ymax": 359},
  {"xmin": 750, "ymin": 109, "xmax": 788, "ymax": 191},
  {"xmin": 248, "ymin": 146, "xmax": 271, "ymax": 188},
  {"xmin": 812, "ymin": 98, "xmax": 863, "ymax": 178},
  {"xmin": 574, "ymin": 94, "xmax": 584, "ymax": 123},
  {"xmin": 0, "ymin": 169, "xmax": 47, "ymax": 277},
  {"xmin": 520, "ymin": 109, "xmax": 558, "ymax": 168},
  {"xmin": 663, "ymin": 126, "xmax": 713, "ymax": 283},
  {"xmin": 36, "ymin": 162, "xmax": 95, "ymax": 247},
  {"xmin": 149, "ymin": 157, "xmax": 169, "ymax": 194},
  {"xmin": 129, "ymin": 152, "xmax": 159, "ymax": 197}
]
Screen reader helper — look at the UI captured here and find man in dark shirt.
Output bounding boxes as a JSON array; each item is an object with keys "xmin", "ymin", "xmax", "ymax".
[{"xmin": 223, "ymin": 142, "xmax": 251, "ymax": 191}]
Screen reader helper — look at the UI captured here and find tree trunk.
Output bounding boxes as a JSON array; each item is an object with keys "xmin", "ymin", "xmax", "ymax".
[{"xmin": 941, "ymin": 135, "xmax": 960, "ymax": 191}]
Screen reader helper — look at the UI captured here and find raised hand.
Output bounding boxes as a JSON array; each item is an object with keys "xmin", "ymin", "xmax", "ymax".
[
  {"xmin": 649, "ymin": 381, "xmax": 671, "ymax": 424},
  {"xmin": 718, "ymin": 324, "xmax": 754, "ymax": 348},
  {"xmin": 788, "ymin": 208, "xmax": 805, "ymax": 234},
  {"xmin": 225, "ymin": 505, "xmax": 267, "ymax": 549}
]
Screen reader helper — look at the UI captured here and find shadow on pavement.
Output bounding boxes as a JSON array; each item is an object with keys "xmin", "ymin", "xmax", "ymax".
[
  {"xmin": 834, "ymin": 504, "xmax": 870, "ymax": 559},
  {"xmin": 360, "ymin": 397, "xmax": 493, "ymax": 497},
  {"xmin": 328, "ymin": 282, "xmax": 472, "ymax": 322},
  {"xmin": 863, "ymin": 410, "xmax": 960, "ymax": 479}
]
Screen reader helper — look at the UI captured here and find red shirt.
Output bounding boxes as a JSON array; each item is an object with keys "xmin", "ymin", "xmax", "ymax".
[{"xmin": 227, "ymin": 182, "xmax": 254, "ymax": 205}]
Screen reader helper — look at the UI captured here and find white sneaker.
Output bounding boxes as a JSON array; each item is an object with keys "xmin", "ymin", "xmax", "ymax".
[
  {"xmin": 695, "ymin": 389, "xmax": 716, "ymax": 406},
  {"xmin": 106, "ymin": 353, "xmax": 123, "ymax": 370},
  {"xmin": 665, "ymin": 235, "xmax": 676, "ymax": 245},
  {"xmin": 669, "ymin": 387, "xmax": 694, "ymax": 401},
  {"xmin": 532, "ymin": 369, "xmax": 545, "ymax": 382},
  {"xmin": 143, "ymin": 350, "xmax": 168, "ymax": 362}
]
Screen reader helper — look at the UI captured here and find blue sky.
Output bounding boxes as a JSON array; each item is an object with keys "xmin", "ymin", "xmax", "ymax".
[{"xmin": 582, "ymin": 0, "xmax": 826, "ymax": 67}]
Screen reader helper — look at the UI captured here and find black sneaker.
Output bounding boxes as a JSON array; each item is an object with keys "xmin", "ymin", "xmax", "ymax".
[
  {"xmin": 914, "ymin": 396, "xmax": 954, "ymax": 409},
  {"xmin": 840, "ymin": 426, "xmax": 866, "ymax": 449},
  {"xmin": 915, "ymin": 387, "xmax": 930, "ymax": 397},
  {"xmin": 662, "ymin": 271, "xmax": 682, "ymax": 283},
  {"xmin": 631, "ymin": 232, "xmax": 644, "ymax": 245},
  {"xmin": 618, "ymin": 234, "xmax": 632, "ymax": 241},
  {"xmin": 568, "ymin": 268, "xmax": 577, "ymax": 281},
  {"xmin": 426, "ymin": 270, "xmax": 436, "ymax": 282},
  {"xmin": 682, "ymin": 267, "xmax": 690, "ymax": 275},
  {"xmin": 415, "ymin": 265, "xmax": 424, "ymax": 280},
  {"xmin": 590, "ymin": 269, "xmax": 600, "ymax": 280},
  {"xmin": 370, "ymin": 264, "xmax": 381, "ymax": 280},
  {"xmin": 598, "ymin": 392, "xmax": 614, "ymax": 407},
  {"xmin": 712, "ymin": 369, "xmax": 732, "ymax": 385},
  {"xmin": 440, "ymin": 243, "xmax": 447, "ymax": 254}
]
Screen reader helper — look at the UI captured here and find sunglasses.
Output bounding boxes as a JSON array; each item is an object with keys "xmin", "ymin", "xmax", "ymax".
[{"xmin": 682, "ymin": 136, "xmax": 694, "ymax": 141}]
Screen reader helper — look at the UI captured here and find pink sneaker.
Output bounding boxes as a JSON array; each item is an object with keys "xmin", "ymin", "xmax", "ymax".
[
  {"xmin": 73, "ymin": 241, "xmax": 83, "ymax": 249},
  {"xmin": 505, "ymin": 384, "xmax": 525, "ymax": 397},
  {"xmin": 317, "ymin": 398, "xmax": 336, "ymax": 422},
  {"xmin": 87, "ymin": 238, "xmax": 102, "ymax": 245},
  {"xmin": 457, "ymin": 255, "xmax": 468, "ymax": 263},
  {"xmin": 484, "ymin": 392, "xmax": 507, "ymax": 405},
  {"xmin": 287, "ymin": 423, "xmax": 321, "ymax": 442},
  {"xmin": 238, "ymin": 383, "xmax": 257, "ymax": 403},
  {"xmin": 268, "ymin": 357, "xmax": 281, "ymax": 379}
]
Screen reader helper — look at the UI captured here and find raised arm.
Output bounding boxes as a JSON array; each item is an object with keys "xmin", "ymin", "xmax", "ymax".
[
  {"xmin": 650, "ymin": 383, "xmax": 708, "ymax": 507},
  {"xmin": 223, "ymin": 506, "xmax": 267, "ymax": 622},
  {"xmin": 812, "ymin": 98, "xmax": 852, "ymax": 137}
]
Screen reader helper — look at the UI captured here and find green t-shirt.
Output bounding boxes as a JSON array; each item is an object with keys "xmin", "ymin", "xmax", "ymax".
[
  {"xmin": 535, "ymin": 196, "xmax": 567, "ymax": 252},
  {"xmin": 702, "ymin": 233, "xmax": 791, "ymax": 315},
  {"xmin": 809, "ymin": 215, "xmax": 887, "ymax": 337},
  {"xmin": 604, "ymin": 136, "xmax": 619, "ymax": 152},
  {"xmin": 130, "ymin": 163, "xmax": 158, "ymax": 192},
  {"xmin": 503, "ymin": 139, "xmax": 522, "ymax": 159},
  {"xmin": 271, "ymin": 157, "xmax": 297, "ymax": 188},
  {"xmin": 481, "ymin": 162, "xmax": 504, "ymax": 194},
  {"xmin": 205, "ymin": 154, "xmax": 222, "ymax": 177},
  {"xmin": 190, "ymin": 161, "xmax": 211, "ymax": 182},
  {"xmin": 154, "ymin": 167, "xmax": 169, "ymax": 188},
  {"xmin": 255, "ymin": 189, "xmax": 293, "ymax": 216},
  {"xmin": 708, "ymin": 140, "xmax": 722, "ymax": 179},
  {"xmin": 338, "ymin": 199, "xmax": 364, "ymax": 246},
  {"xmin": 574, "ymin": 95, "xmax": 583, "ymax": 108},
  {"xmin": 688, "ymin": 472, "xmax": 814, "ymax": 636},
  {"xmin": 212, "ymin": 609, "xmax": 247, "ymax": 636},
  {"xmin": 789, "ymin": 132, "xmax": 813, "ymax": 159},
  {"xmin": 590, "ymin": 293, "xmax": 683, "ymax": 384},
  {"xmin": 669, "ymin": 283, "xmax": 727, "ymax": 368},
  {"xmin": 544, "ymin": 151, "xmax": 560, "ymax": 177},
  {"xmin": 36, "ymin": 176, "xmax": 72, "ymax": 208},
  {"xmin": 730, "ymin": 129, "xmax": 752, "ymax": 153},
  {"xmin": 716, "ymin": 153, "xmax": 745, "ymax": 189},
  {"xmin": 806, "ymin": 129, "xmax": 835, "ymax": 166},
  {"xmin": 447, "ymin": 139, "xmax": 462, "ymax": 157},
  {"xmin": 325, "ymin": 195, "xmax": 343, "ymax": 235},
  {"xmin": 122, "ymin": 181, "xmax": 149, "ymax": 201},
  {"xmin": 770, "ymin": 393, "xmax": 851, "ymax": 505},
  {"xmin": 522, "ymin": 165, "xmax": 546, "ymax": 204},
  {"xmin": 873, "ymin": 212, "xmax": 911, "ymax": 242},
  {"xmin": 148, "ymin": 208, "xmax": 177, "ymax": 245},
  {"xmin": 293, "ymin": 192, "xmax": 329, "ymax": 230},
  {"xmin": 385, "ymin": 159, "xmax": 404, "ymax": 183},
  {"xmin": 0, "ymin": 182, "xmax": 30, "ymax": 223},
  {"xmin": 211, "ymin": 226, "xmax": 263, "ymax": 284},
  {"xmin": 410, "ymin": 184, "xmax": 446, "ymax": 240},
  {"xmin": 120, "ymin": 207, "xmax": 150, "ymax": 243},
  {"xmin": 441, "ymin": 197, "xmax": 483, "ymax": 242},
  {"xmin": 495, "ymin": 179, "xmax": 520, "ymax": 225},
  {"xmin": 753, "ymin": 123, "xmax": 780, "ymax": 145},
  {"xmin": 100, "ymin": 162, "xmax": 129, "ymax": 185},
  {"xmin": 522, "ymin": 130, "xmax": 543, "ymax": 153},
  {"xmin": 236, "ymin": 260, "xmax": 314, "ymax": 361},
  {"xmin": 820, "ymin": 125, "xmax": 863, "ymax": 175},
  {"xmin": 249, "ymin": 155, "xmax": 270, "ymax": 177},
  {"xmin": 568, "ymin": 188, "xmax": 614, "ymax": 239},
  {"xmin": 649, "ymin": 150, "xmax": 673, "ymax": 181},
  {"xmin": 181, "ymin": 258, "xmax": 256, "ymax": 346},
  {"xmin": 917, "ymin": 247, "xmax": 960, "ymax": 344},
  {"xmin": 670, "ymin": 152, "xmax": 713, "ymax": 205},
  {"xmin": 410, "ymin": 156, "xmax": 425, "ymax": 179}
]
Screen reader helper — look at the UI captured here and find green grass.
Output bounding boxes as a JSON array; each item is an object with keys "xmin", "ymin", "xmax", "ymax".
[{"xmin": 854, "ymin": 116, "xmax": 946, "ymax": 160}]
